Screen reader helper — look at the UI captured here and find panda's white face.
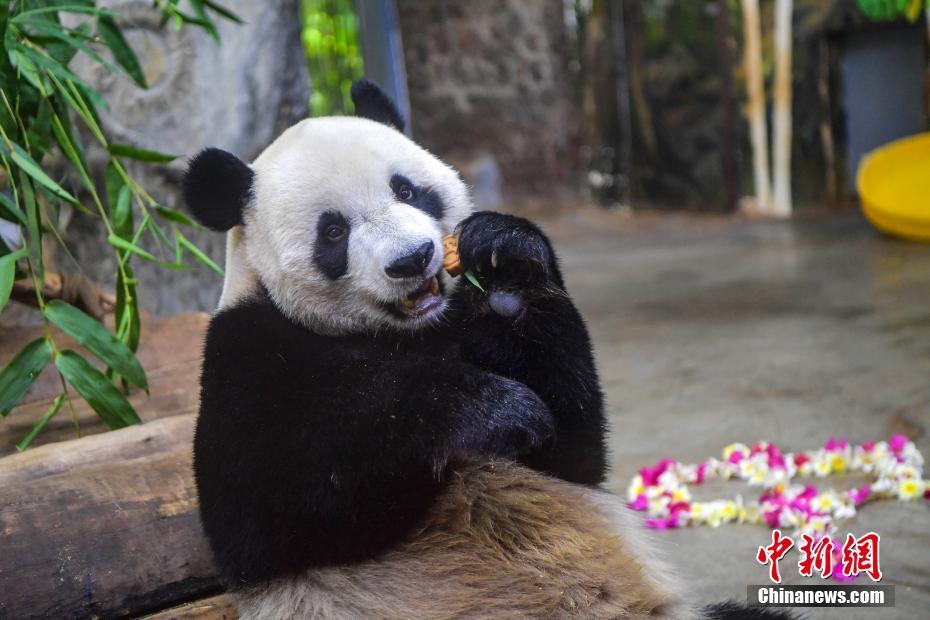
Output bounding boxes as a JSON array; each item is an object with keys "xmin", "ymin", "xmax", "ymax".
[{"xmin": 239, "ymin": 116, "xmax": 473, "ymax": 335}]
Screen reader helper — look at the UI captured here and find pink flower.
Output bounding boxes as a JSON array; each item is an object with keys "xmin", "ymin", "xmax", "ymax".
[
  {"xmin": 767, "ymin": 444, "xmax": 787, "ymax": 470},
  {"xmin": 645, "ymin": 516, "xmax": 678, "ymax": 530},
  {"xmin": 848, "ymin": 486, "xmax": 869, "ymax": 505},
  {"xmin": 823, "ymin": 437, "xmax": 848, "ymax": 452},
  {"xmin": 889, "ymin": 434, "xmax": 908, "ymax": 454},
  {"xmin": 800, "ymin": 485, "xmax": 818, "ymax": 500},
  {"xmin": 861, "ymin": 441, "xmax": 875, "ymax": 452},
  {"xmin": 629, "ymin": 494, "xmax": 648, "ymax": 511},
  {"xmin": 763, "ymin": 507, "xmax": 783, "ymax": 528},
  {"xmin": 794, "ymin": 453, "xmax": 810, "ymax": 467},
  {"xmin": 728, "ymin": 451, "xmax": 745, "ymax": 465},
  {"xmin": 695, "ymin": 462, "xmax": 709, "ymax": 484},
  {"xmin": 639, "ymin": 459, "xmax": 675, "ymax": 486}
]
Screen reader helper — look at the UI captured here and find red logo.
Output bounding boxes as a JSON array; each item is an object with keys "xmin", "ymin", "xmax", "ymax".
[
  {"xmin": 757, "ymin": 530, "xmax": 883, "ymax": 583},
  {"xmin": 756, "ymin": 529, "xmax": 794, "ymax": 583}
]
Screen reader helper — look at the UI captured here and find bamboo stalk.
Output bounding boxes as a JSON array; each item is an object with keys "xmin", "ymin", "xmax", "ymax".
[
  {"xmin": 741, "ymin": 0, "xmax": 772, "ymax": 214},
  {"xmin": 772, "ymin": 0, "xmax": 793, "ymax": 217}
]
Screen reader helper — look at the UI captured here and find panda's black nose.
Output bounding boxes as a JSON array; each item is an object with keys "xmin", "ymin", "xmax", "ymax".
[{"xmin": 385, "ymin": 240, "xmax": 435, "ymax": 279}]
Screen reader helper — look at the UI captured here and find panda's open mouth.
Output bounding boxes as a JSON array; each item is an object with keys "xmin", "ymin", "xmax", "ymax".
[{"xmin": 394, "ymin": 276, "xmax": 443, "ymax": 319}]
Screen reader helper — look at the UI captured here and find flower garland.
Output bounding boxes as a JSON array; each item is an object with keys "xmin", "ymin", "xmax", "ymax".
[{"xmin": 627, "ymin": 435, "xmax": 929, "ymax": 537}]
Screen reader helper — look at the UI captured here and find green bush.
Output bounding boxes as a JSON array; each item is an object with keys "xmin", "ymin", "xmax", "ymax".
[{"xmin": 301, "ymin": 0, "xmax": 364, "ymax": 116}]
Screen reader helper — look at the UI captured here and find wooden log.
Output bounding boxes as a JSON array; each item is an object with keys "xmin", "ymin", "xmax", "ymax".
[
  {"xmin": 0, "ymin": 417, "xmax": 221, "ymax": 619},
  {"xmin": 0, "ymin": 415, "xmax": 195, "ymax": 487},
  {"xmin": 141, "ymin": 594, "xmax": 238, "ymax": 620}
]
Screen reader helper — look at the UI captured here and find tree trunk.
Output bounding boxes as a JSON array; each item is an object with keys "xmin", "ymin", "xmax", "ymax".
[
  {"xmin": 772, "ymin": 0, "xmax": 793, "ymax": 217},
  {"xmin": 741, "ymin": 0, "xmax": 772, "ymax": 213}
]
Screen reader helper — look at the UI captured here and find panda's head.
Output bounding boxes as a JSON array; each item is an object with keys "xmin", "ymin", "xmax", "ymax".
[{"xmin": 183, "ymin": 80, "xmax": 472, "ymax": 334}]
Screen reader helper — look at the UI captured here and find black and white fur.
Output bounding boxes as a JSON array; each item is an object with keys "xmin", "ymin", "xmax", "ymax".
[{"xmin": 187, "ymin": 80, "xmax": 794, "ymax": 619}]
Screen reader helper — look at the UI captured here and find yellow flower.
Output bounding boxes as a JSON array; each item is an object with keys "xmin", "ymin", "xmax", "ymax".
[
  {"xmin": 739, "ymin": 504, "xmax": 761, "ymax": 524},
  {"xmin": 720, "ymin": 502, "xmax": 737, "ymax": 520},
  {"xmin": 811, "ymin": 494, "xmax": 835, "ymax": 512},
  {"xmin": 814, "ymin": 459, "xmax": 832, "ymax": 477},
  {"xmin": 898, "ymin": 478, "xmax": 924, "ymax": 500},
  {"xmin": 627, "ymin": 475, "xmax": 645, "ymax": 501},
  {"xmin": 723, "ymin": 443, "xmax": 748, "ymax": 460},
  {"xmin": 671, "ymin": 487, "xmax": 691, "ymax": 503},
  {"xmin": 830, "ymin": 454, "xmax": 847, "ymax": 473}
]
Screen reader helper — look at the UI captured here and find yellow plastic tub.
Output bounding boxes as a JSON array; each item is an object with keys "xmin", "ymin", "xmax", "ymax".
[{"xmin": 857, "ymin": 132, "xmax": 930, "ymax": 242}]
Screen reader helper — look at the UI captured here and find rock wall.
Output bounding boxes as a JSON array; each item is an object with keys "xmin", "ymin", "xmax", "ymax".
[
  {"xmin": 68, "ymin": 0, "xmax": 309, "ymax": 315},
  {"xmin": 395, "ymin": 0, "xmax": 581, "ymax": 197}
]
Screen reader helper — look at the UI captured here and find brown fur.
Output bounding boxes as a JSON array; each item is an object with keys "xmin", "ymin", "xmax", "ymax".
[{"xmin": 237, "ymin": 461, "xmax": 697, "ymax": 619}]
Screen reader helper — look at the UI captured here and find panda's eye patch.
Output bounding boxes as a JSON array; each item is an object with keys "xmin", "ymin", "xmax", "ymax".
[
  {"xmin": 390, "ymin": 173, "xmax": 445, "ymax": 219},
  {"xmin": 314, "ymin": 211, "xmax": 350, "ymax": 280}
]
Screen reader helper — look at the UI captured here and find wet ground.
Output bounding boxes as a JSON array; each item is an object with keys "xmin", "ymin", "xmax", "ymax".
[{"xmin": 542, "ymin": 207, "xmax": 930, "ymax": 619}]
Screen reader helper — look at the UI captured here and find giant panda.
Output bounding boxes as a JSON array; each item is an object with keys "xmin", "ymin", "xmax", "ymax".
[{"xmin": 184, "ymin": 80, "xmax": 795, "ymax": 619}]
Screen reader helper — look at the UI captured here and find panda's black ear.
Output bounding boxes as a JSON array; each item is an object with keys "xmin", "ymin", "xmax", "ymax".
[
  {"xmin": 350, "ymin": 79, "xmax": 405, "ymax": 132},
  {"xmin": 182, "ymin": 148, "xmax": 254, "ymax": 232}
]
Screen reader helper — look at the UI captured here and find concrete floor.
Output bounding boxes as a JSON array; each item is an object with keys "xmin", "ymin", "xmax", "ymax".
[{"xmin": 542, "ymin": 208, "xmax": 930, "ymax": 619}]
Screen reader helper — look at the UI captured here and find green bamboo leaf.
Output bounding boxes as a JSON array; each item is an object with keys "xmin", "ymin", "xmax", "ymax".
[
  {"xmin": 189, "ymin": 0, "xmax": 220, "ymax": 41},
  {"xmin": 108, "ymin": 233, "xmax": 184, "ymax": 269},
  {"xmin": 2, "ymin": 139, "xmax": 78, "ymax": 204},
  {"xmin": 114, "ymin": 265, "xmax": 140, "ymax": 352},
  {"xmin": 154, "ymin": 205, "xmax": 197, "ymax": 227},
  {"xmin": 8, "ymin": 48, "xmax": 48, "ymax": 95},
  {"xmin": 18, "ymin": 171, "xmax": 44, "ymax": 282},
  {"xmin": 18, "ymin": 19, "xmax": 116, "ymax": 73},
  {"xmin": 176, "ymin": 232, "xmax": 223, "ymax": 275},
  {"xmin": 43, "ymin": 300, "xmax": 148, "ymax": 390},
  {"xmin": 55, "ymin": 350, "xmax": 140, "ymax": 429},
  {"xmin": 0, "ymin": 193, "xmax": 26, "ymax": 226},
  {"xmin": 96, "ymin": 16, "xmax": 147, "ymax": 88},
  {"xmin": 113, "ymin": 184, "xmax": 132, "ymax": 239},
  {"xmin": 464, "ymin": 271, "xmax": 485, "ymax": 292},
  {"xmin": 16, "ymin": 45, "xmax": 107, "ymax": 111},
  {"xmin": 12, "ymin": 5, "xmax": 114, "ymax": 22},
  {"xmin": 203, "ymin": 0, "xmax": 243, "ymax": 23},
  {"xmin": 104, "ymin": 161, "xmax": 123, "ymax": 212},
  {"xmin": 0, "ymin": 248, "xmax": 28, "ymax": 313},
  {"xmin": 107, "ymin": 143, "xmax": 177, "ymax": 163},
  {"xmin": 16, "ymin": 394, "xmax": 64, "ymax": 451},
  {"xmin": 0, "ymin": 338, "xmax": 53, "ymax": 416}
]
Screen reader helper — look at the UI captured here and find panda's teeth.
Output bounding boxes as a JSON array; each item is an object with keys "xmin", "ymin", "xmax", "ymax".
[{"xmin": 399, "ymin": 277, "xmax": 441, "ymax": 314}]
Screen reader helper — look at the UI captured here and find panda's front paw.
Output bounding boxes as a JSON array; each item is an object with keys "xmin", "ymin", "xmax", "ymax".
[
  {"xmin": 478, "ymin": 375, "xmax": 555, "ymax": 458},
  {"xmin": 456, "ymin": 212, "xmax": 558, "ymax": 292}
]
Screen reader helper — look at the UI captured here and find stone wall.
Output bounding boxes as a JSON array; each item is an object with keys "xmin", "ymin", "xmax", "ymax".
[
  {"xmin": 67, "ymin": 0, "xmax": 310, "ymax": 315},
  {"xmin": 395, "ymin": 0, "xmax": 581, "ymax": 198}
]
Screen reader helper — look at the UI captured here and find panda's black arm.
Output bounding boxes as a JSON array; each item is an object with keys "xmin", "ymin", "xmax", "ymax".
[
  {"xmin": 449, "ymin": 212, "xmax": 608, "ymax": 486},
  {"xmin": 194, "ymin": 296, "xmax": 553, "ymax": 584}
]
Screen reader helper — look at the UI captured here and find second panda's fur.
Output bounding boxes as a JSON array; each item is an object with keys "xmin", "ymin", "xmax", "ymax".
[{"xmin": 187, "ymin": 80, "xmax": 793, "ymax": 619}]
